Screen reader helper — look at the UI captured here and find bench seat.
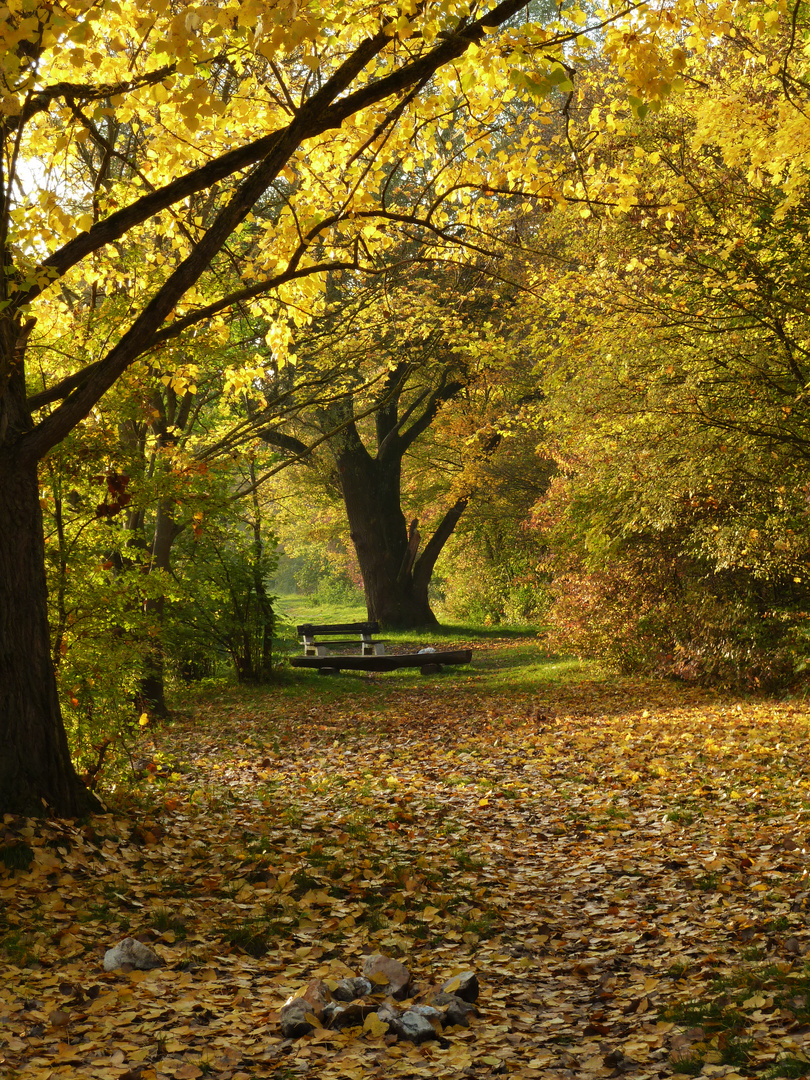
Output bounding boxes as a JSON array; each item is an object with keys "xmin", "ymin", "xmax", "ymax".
[
  {"xmin": 297, "ymin": 621, "xmax": 383, "ymax": 657},
  {"xmin": 290, "ymin": 649, "xmax": 472, "ymax": 673}
]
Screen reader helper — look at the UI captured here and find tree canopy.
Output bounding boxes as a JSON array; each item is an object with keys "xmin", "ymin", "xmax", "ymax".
[{"xmin": 3, "ymin": 0, "xmax": 808, "ymax": 815}]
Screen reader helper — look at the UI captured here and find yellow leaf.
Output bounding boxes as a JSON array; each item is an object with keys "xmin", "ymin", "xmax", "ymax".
[
  {"xmin": 743, "ymin": 994, "xmax": 767, "ymax": 1008},
  {"xmin": 363, "ymin": 1013, "xmax": 389, "ymax": 1038},
  {"xmin": 174, "ymin": 1066, "xmax": 203, "ymax": 1080}
]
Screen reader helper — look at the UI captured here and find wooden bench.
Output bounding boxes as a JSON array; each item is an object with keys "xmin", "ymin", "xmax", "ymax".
[
  {"xmin": 296, "ymin": 621, "xmax": 385, "ymax": 658},
  {"xmin": 290, "ymin": 649, "xmax": 473, "ymax": 674},
  {"xmin": 290, "ymin": 621, "xmax": 472, "ymax": 675}
]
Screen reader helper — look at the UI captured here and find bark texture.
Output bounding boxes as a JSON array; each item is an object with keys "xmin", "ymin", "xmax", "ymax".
[
  {"xmin": 335, "ymin": 410, "xmax": 468, "ymax": 628},
  {"xmin": 338, "ymin": 437, "xmax": 437, "ymax": 627},
  {"xmin": 0, "ymin": 361, "xmax": 100, "ymax": 815}
]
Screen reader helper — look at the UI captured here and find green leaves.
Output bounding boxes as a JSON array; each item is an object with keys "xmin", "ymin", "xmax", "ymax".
[{"xmin": 511, "ymin": 61, "xmax": 574, "ymax": 100}]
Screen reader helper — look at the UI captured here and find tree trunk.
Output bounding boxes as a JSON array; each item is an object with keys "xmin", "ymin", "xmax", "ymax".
[
  {"xmin": 250, "ymin": 475, "xmax": 275, "ymax": 681},
  {"xmin": 0, "ymin": 317, "xmax": 100, "ymax": 816},
  {"xmin": 136, "ymin": 499, "xmax": 175, "ymax": 718},
  {"xmin": 338, "ymin": 441, "xmax": 440, "ymax": 628},
  {"xmin": 0, "ymin": 451, "xmax": 101, "ymax": 816}
]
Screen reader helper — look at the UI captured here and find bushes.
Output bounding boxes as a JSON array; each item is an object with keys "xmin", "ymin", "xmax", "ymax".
[
  {"xmin": 435, "ymin": 505, "xmax": 550, "ymax": 626},
  {"xmin": 165, "ymin": 521, "xmax": 278, "ymax": 684},
  {"xmin": 435, "ymin": 546, "xmax": 548, "ymax": 625},
  {"xmin": 545, "ymin": 541, "xmax": 810, "ymax": 690}
]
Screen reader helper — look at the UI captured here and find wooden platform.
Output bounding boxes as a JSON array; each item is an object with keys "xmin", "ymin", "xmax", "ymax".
[{"xmin": 290, "ymin": 649, "xmax": 472, "ymax": 673}]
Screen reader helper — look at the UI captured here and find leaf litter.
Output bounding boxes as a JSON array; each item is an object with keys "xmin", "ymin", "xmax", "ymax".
[{"xmin": 2, "ymin": 644, "xmax": 810, "ymax": 1079}]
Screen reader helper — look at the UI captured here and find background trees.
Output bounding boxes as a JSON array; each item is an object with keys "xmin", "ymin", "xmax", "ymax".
[
  {"xmin": 528, "ymin": 2, "xmax": 810, "ymax": 685},
  {"xmin": 6, "ymin": 0, "xmax": 803, "ymax": 817},
  {"xmin": 3, "ymin": 0, "xmax": 607, "ymax": 815},
  {"xmin": 255, "ymin": 258, "xmax": 528, "ymax": 626}
]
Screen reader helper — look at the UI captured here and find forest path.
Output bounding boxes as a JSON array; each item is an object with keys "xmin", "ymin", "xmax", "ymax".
[{"xmin": 1, "ymin": 646, "xmax": 808, "ymax": 1079}]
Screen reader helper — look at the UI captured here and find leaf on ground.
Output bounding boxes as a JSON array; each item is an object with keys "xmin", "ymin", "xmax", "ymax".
[{"xmin": 2, "ymin": 642, "xmax": 810, "ymax": 1077}]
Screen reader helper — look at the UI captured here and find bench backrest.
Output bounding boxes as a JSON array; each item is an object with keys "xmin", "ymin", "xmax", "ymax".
[{"xmin": 297, "ymin": 621, "xmax": 379, "ymax": 635}]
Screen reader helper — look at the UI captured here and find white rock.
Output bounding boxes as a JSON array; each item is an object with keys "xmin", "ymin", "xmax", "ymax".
[
  {"xmin": 103, "ymin": 937, "xmax": 162, "ymax": 972},
  {"xmin": 392, "ymin": 1009, "xmax": 438, "ymax": 1044}
]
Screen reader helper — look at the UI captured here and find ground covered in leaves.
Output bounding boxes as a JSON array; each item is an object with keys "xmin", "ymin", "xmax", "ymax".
[{"xmin": 3, "ymin": 641, "xmax": 810, "ymax": 1079}]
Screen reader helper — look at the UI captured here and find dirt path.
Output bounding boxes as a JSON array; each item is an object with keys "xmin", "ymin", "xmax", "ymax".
[{"xmin": 1, "ymin": 660, "xmax": 809, "ymax": 1079}]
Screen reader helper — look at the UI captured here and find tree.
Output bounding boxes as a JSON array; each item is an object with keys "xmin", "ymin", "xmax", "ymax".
[
  {"xmin": 164, "ymin": 459, "xmax": 279, "ymax": 683},
  {"xmin": 524, "ymin": 2, "xmax": 810, "ymax": 684},
  {"xmin": 255, "ymin": 257, "xmax": 528, "ymax": 626},
  {"xmin": 4, "ymin": 0, "xmax": 645, "ymax": 814}
]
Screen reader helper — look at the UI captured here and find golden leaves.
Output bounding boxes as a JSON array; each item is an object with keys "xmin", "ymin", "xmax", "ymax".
[
  {"xmin": 4, "ymin": 646, "xmax": 810, "ymax": 1072},
  {"xmin": 362, "ymin": 1011, "xmax": 389, "ymax": 1037}
]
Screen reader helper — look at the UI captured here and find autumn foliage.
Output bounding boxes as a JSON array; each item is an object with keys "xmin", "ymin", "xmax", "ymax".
[{"xmin": 2, "ymin": 649, "xmax": 810, "ymax": 1078}]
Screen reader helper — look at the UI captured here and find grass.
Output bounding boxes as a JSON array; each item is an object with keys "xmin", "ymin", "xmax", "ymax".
[
  {"xmin": 264, "ymin": 592, "xmax": 593, "ymax": 700},
  {"xmin": 274, "ymin": 592, "xmax": 367, "ymax": 628},
  {"xmin": 763, "ymin": 1055, "xmax": 810, "ymax": 1078},
  {"xmin": 670, "ymin": 1050, "xmax": 704, "ymax": 1076},
  {"xmin": 667, "ymin": 960, "xmax": 693, "ymax": 979},
  {"xmin": 221, "ymin": 911, "xmax": 293, "ymax": 957},
  {"xmin": 661, "ymin": 961, "xmax": 810, "ymax": 1075},
  {"xmin": 662, "ymin": 998, "xmax": 746, "ymax": 1031},
  {"xmin": 0, "ymin": 928, "xmax": 38, "ymax": 967},
  {"xmin": 150, "ymin": 908, "xmax": 189, "ymax": 939},
  {"xmin": 171, "ymin": 592, "xmax": 599, "ymax": 712}
]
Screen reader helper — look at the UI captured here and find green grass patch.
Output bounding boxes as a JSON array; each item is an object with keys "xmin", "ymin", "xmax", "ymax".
[
  {"xmin": 695, "ymin": 872, "xmax": 720, "ymax": 892},
  {"xmin": 150, "ymin": 907, "xmax": 189, "ymax": 938},
  {"xmin": 457, "ymin": 910, "xmax": 500, "ymax": 939},
  {"xmin": 665, "ymin": 808, "xmax": 696, "ymax": 825},
  {"xmin": 155, "ymin": 874, "xmax": 196, "ymax": 898},
  {"xmin": 0, "ymin": 929, "xmax": 38, "ymax": 967},
  {"xmin": 175, "ymin": 602, "xmax": 605, "ymax": 713},
  {"xmin": 664, "ymin": 962, "xmax": 810, "ymax": 1075},
  {"xmin": 222, "ymin": 911, "xmax": 293, "ymax": 957},
  {"xmin": 763, "ymin": 1055, "xmax": 810, "ymax": 1078},
  {"xmin": 666, "ymin": 960, "xmax": 693, "ymax": 979},
  {"xmin": 268, "ymin": 610, "xmax": 595, "ymax": 700},
  {"xmin": 274, "ymin": 593, "xmax": 368, "ymax": 631},
  {"xmin": 670, "ymin": 1050, "xmax": 704, "ymax": 1076},
  {"xmin": 662, "ymin": 998, "xmax": 745, "ymax": 1031}
]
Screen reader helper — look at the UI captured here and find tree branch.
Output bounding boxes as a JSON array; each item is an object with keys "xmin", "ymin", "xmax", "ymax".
[
  {"xmin": 385, "ymin": 377, "xmax": 465, "ymax": 459},
  {"xmin": 412, "ymin": 496, "xmax": 469, "ymax": 591},
  {"xmin": 22, "ymin": 0, "xmax": 540, "ymax": 307},
  {"xmin": 7, "ymin": 66, "xmax": 177, "ymax": 133}
]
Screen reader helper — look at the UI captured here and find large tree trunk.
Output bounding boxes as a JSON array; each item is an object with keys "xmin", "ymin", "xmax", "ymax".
[
  {"xmin": 0, "ymin": 323, "xmax": 100, "ymax": 817},
  {"xmin": 0, "ymin": 452, "xmax": 101, "ymax": 816},
  {"xmin": 338, "ymin": 437, "xmax": 459, "ymax": 628}
]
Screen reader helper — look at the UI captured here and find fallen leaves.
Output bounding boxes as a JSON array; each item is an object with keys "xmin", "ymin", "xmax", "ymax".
[{"xmin": 1, "ymin": 652, "xmax": 810, "ymax": 1077}]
